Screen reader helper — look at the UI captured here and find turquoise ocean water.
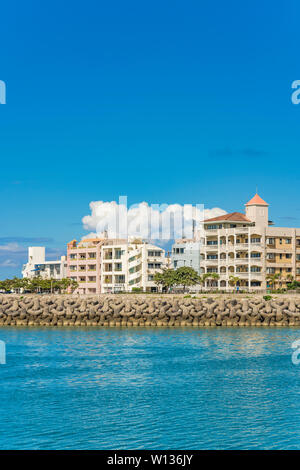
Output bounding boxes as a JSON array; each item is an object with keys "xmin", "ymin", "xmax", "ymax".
[{"xmin": 0, "ymin": 327, "xmax": 300, "ymax": 450}]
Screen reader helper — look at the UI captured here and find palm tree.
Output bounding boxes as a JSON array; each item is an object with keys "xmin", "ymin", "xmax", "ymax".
[
  {"xmin": 267, "ymin": 273, "xmax": 280, "ymax": 290},
  {"xmin": 207, "ymin": 273, "xmax": 220, "ymax": 290},
  {"xmin": 198, "ymin": 273, "xmax": 210, "ymax": 291},
  {"xmin": 229, "ymin": 275, "xmax": 241, "ymax": 291}
]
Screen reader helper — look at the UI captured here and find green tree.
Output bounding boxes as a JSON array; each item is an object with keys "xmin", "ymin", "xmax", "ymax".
[
  {"xmin": 153, "ymin": 269, "xmax": 177, "ymax": 292},
  {"xmin": 174, "ymin": 267, "xmax": 200, "ymax": 292},
  {"xmin": 267, "ymin": 273, "xmax": 280, "ymax": 290},
  {"xmin": 197, "ymin": 273, "xmax": 211, "ymax": 291},
  {"xmin": 229, "ymin": 275, "xmax": 241, "ymax": 290},
  {"xmin": 206, "ymin": 272, "xmax": 220, "ymax": 289}
]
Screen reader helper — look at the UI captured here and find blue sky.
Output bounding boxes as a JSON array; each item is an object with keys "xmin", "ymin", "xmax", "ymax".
[{"xmin": 0, "ymin": 0, "xmax": 300, "ymax": 277}]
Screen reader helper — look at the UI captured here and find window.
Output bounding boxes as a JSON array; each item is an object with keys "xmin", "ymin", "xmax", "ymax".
[
  {"xmin": 173, "ymin": 248, "xmax": 185, "ymax": 254},
  {"xmin": 207, "ymin": 240, "xmax": 218, "ymax": 245},
  {"xmin": 148, "ymin": 275, "xmax": 154, "ymax": 281},
  {"xmin": 286, "ymin": 239, "xmax": 292, "ymax": 244},
  {"xmin": 267, "ymin": 268, "xmax": 275, "ymax": 274},
  {"xmin": 286, "ymin": 254, "xmax": 292, "ymax": 259},
  {"xmin": 207, "ymin": 255, "xmax": 218, "ymax": 260},
  {"xmin": 297, "ymin": 255, "xmax": 300, "ymax": 261},
  {"xmin": 148, "ymin": 250, "xmax": 162, "ymax": 257},
  {"xmin": 236, "ymin": 267, "xmax": 248, "ymax": 273},
  {"xmin": 286, "ymin": 268, "xmax": 292, "ymax": 273},
  {"xmin": 251, "ymin": 253, "xmax": 261, "ymax": 258},
  {"xmin": 251, "ymin": 267, "xmax": 261, "ymax": 272},
  {"xmin": 267, "ymin": 238, "xmax": 275, "ymax": 244},
  {"xmin": 115, "ymin": 250, "xmax": 122, "ymax": 259},
  {"xmin": 251, "ymin": 238, "xmax": 261, "ymax": 243}
]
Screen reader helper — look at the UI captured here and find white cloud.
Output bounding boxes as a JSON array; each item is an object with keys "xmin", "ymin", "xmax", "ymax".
[
  {"xmin": 82, "ymin": 200, "xmax": 227, "ymax": 241},
  {"xmin": 0, "ymin": 243, "xmax": 24, "ymax": 252},
  {"xmin": 0, "ymin": 259, "xmax": 18, "ymax": 267}
]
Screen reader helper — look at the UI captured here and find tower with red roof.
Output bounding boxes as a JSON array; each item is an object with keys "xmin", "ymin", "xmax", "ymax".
[{"xmin": 245, "ymin": 193, "xmax": 269, "ymax": 227}]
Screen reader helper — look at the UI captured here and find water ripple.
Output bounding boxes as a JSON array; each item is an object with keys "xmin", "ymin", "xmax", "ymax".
[{"xmin": 0, "ymin": 327, "xmax": 300, "ymax": 449}]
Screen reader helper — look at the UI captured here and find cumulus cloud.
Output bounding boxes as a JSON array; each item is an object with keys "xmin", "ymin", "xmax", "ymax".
[{"xmin": 82, "ymin": 199, "xmax": 227, "ymax": 241}]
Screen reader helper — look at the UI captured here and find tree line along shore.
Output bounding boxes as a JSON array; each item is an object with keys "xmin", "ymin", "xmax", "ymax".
[
  {"xmin": 0, "ymin": 294, "xmax": 300, "ymax": 327},
  {"xmin": 0, "ymin": 267, "xmax": 300, "ymax": 295}
]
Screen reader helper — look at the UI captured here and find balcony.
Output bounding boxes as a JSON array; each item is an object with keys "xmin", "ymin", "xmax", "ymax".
[
  {"xmin": 206, "ymin": 244, "xmax": 218, "ymax": 250},
  {"xmin": 205, "ymin": 259, "xmax": 218, "ymax": 264},
  {"xmin": 235, "ymin": 259, "xmax": 249, "ymax": 265},
  {"xmin": 235, "ymin": 243, "xmax": 249, "ymax": 250},
  {"xmin": 235, "ymin": 272, "xmax": 249, "ymax": 278}
]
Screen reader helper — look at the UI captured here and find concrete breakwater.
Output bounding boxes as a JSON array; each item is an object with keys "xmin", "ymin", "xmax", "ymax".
[{"xmin": 1, "ymin": 295, "xmax": 300, "ymax": 327}]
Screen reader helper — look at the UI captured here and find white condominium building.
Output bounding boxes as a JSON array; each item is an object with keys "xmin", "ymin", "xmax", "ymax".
[
  {"xmin": 67, "ymin": 238, "xmax": 166, "ymax": 294},
  {"xmin": 172, "ymin": 194, "xmax": 300, "ymax": 291},
  {"xmin": 22, "ymin": 247, "xmax": 67, "ymax": 279}
]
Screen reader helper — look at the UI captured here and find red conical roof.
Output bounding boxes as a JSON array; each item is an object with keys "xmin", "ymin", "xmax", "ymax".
[{"xmin": 245, "ymin": 193, "xmax": 269, "ymax": 206}]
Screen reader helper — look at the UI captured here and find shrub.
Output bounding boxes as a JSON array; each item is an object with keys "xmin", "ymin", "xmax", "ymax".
[
  {"xmin": 263, "ymin": 295, "xmax": 272, "ymax": 301},
  {"xmin": 131, "ymin": 287, "xmax": 143, "ymax": 293}
]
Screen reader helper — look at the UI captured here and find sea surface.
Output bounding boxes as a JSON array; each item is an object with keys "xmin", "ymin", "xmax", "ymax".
[{"xmin": 0, "ymin": 327, "xmax": 300, "ymax": 450}]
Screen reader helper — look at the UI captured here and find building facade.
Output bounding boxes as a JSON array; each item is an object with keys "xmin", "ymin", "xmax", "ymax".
[
  {"xmin": 172, "ymin": 241, "xmax": 202, "ymax": 274},
  {"xmin": 67, "ymin": 238, "xmax": 166, "ymax": 294},
  {"xmin": 172, "ymin": 194, "xmax": 300, "ymax": 291},
  {"xmin": 22, "ymin": 247, "xmax": 67, "ymax": 279}
]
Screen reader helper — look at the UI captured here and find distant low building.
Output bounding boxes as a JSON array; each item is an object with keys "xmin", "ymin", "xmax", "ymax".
[
  {"xmin": 22, "ymin": 247, "xmax": 67, "ymax": 279},
  {"xmin": 172, "ymin": 240, "xmax": 202, "ymax": 274}
]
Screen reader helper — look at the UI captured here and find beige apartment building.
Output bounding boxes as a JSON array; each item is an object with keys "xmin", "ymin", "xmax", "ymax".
[
  {"xmin": 173, "ymin": 194, "xmax": 300, "ymax": 291},
  {"xmin": 67, "ymin": 237, "xmax": 166, "ymax": 294}
]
